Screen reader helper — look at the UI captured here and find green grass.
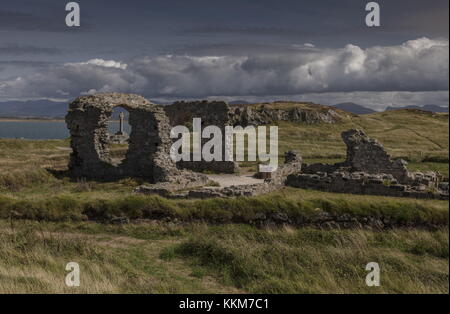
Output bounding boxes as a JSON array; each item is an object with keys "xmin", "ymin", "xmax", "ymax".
[
  {"xmin": 0, "ymin": 108, "xmax": 448, "ymax": 293},
  {"xmin": 162, "ymin": 224, "xmax": 448, "ymax": 293},
  {"xmin": 0, "ymin": 188, "xmax": 448, "ymax": 227},
  {"xmin": 0, "ymin": 220, "xmax": 447, "ymax": 293},
  {"xmin": 0, "ymin": 220, "xmax": 240, "ymax": 293},
  {"xmin": 276, "ymin": 109, "xmax": 449, "ymax": 176}
]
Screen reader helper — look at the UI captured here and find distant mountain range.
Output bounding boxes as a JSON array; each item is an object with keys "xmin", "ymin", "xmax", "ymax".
[
  {"xmin": 332, "ymin": 102, "xmax": 376, "ymax": 114},
  {"xmin": 228, "ymin": 100, "xmax": 251, "ymax": 105},
  {"xmin": 332, "ymin": 102, "xmax": 449, "ymax": 114},
  {"xmin": 385, "ymin": 104, "xmax": 449, "ymax": 113},
  {"xmin": 0, "ymin": 99, "xmax": 130, "ymax": 119},
  {"xmin": 0, "ymin": 99, "xmax": 448, "ymax": 119}
]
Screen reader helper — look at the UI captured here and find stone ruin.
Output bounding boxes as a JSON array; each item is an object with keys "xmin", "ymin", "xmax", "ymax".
[
  {"xmin": 137, "ymin": 150, "xmax": 303, "ymax": 198},
  {"xmin": 230, "ymin": 102, "xmax": 341, "ymax": 126},
  {"xmin": 287, "ymin": 129, "xmax": 448, "ymax": 200},
  {"xmin": 65, "ymin": 93, "xmax": 207, "ymax": 188},
  {"xmin": 64, "ymin": 94, "xmax": 447, "ymax": 200},
  {"xmin": 162, "ymin": 100, "xmax": 342, "ymax": 174},
  {"xmin": 164, "ymin": 100, "xmax": 239, "ymax": 174},
  {"xmin": 340, "ymin": 129, "xmax": 414, "ymax": 184}
]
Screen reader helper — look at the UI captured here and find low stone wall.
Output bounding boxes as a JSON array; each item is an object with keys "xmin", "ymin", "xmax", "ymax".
[
  {"xmin": 286, "ymin": 171, "xmax": 448, "ymax": 200},
  {"xmin": 136, "ymin": 151, "xmax": 303, "ymax": 199},
  {"xmin": 176, "ymin": 160, "xmax": 238, "ymax": 174}
]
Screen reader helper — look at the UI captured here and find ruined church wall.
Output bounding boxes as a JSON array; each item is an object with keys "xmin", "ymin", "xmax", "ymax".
[
  {"xmin": 164, "ymin": 100, "xmax": 238, "ymax": 174},
  {"xmin": 341, "ymin": 129, "xmax": 413, "ymax": 184},
  {"xmin": 66, "ymin": 93, "xmax": 183, "ymax": 182},
  {"xmin": 286, "ymin": 172, "xmax": 447, "ymax": 200}
]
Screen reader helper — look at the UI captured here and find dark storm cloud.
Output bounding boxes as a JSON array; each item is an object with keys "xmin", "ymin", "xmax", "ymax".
[
  {"xmin": 380, "ymin": 0, "xmax": 449, "ymax": 38},
  {"xmin": 0, "ymin": 61, "xmax": 54, "ymax": 68},
  {"xmin": 0, "ymin": 0, "xmax": 447, "ymax": 105},
  {"xmin": 0, "ymin": 44, "xmax": 62, "ymax": 55},
  {"xmin": 175, "ymin": 0, "xmax": 449, "ymax": 48},
  {"xmin": 0, "ymin": 5, "xmax": 91, "ymax": 33},
  {"xmin": 171, "ymin": 43, "xmax": 317, "ymax": 56},
  {"xmin": 0, "ymin": 38, "xmax": 447, "ymax": 101},
  {"xmin": 0, "ymin": 10, "xmax": 66, "ymax": 32},
  {"xmin": 184, "ymin": 26, "xmax": 311, "ymax": 37}
]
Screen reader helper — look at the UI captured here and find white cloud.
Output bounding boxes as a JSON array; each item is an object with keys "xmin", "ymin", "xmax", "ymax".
[
  {"xmin": 65, "ymin": 58, "xmax": 128, "ymax": 69},
  {"xmin": 0, "ymin": 38, "xmax": 448, "ymax": 103}
]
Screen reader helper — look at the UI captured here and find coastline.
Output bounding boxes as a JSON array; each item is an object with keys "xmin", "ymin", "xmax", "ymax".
[
  {"xmin": 0, "ymin": 117, "xmax": 65, "ymax": 122},
  {"xmin": 0, "ymin": 118, "xmax": 123, "ymax": 122}
]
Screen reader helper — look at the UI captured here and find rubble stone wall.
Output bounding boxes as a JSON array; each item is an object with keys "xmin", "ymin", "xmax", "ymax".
[
  {"xmin": 291, "ymin": 129, "xmax": 448, "ymax": 199},
  {"xmin": 286, "ymin": 171, "xmax": 447, "ymax": 200},
  {"xmin": 230, "ymin": 103, "xmax": 340, "ymax": 126},
  {"xmin": 340, "ymin": 129, "xmax": 414, "ymax": 184},
  {"xmin": 164, "ymin": 100, "xmax": 238, "ymax": 173},
  {"xmin": 136, "ymin": 151, "xmax": 303, "ymax": 199},
  {"xmin": 65, "ymin": 93, "xmax": 207, "ymax": 185}
]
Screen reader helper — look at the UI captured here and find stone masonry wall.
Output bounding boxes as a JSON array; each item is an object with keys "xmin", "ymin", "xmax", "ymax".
[
  {"xmin": 286, "ymin": 171, "xmax": 448, "ymax": 200},
  {"xmin": 288, "ymin": 129, "xmax": 448, "ymax": 200},
  {"xmin": 65, "ymin": 93, "xmax": 207, "ymax": 185},
  {"xmin": 340, "ymin": 129, "xmax": 414, "ymax": 184},
  {"xmin": 164, "ymin": 100, "xmax": 238, "ymax": 173},
  {"xmin": 302, "ymin": 129, "xmax": 414, "ymax": 184},
  {"xmin": 230, "ymin": 103, "xmax": 341, "ymax": 126}
]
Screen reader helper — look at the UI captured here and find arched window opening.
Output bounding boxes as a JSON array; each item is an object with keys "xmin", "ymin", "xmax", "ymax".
[{"xmin": 107, "ymin": 106, "xmax": 131, "ymax": 165}]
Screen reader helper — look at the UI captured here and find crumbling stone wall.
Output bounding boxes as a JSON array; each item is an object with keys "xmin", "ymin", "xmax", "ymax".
[
  {"xmin": 289, "ymin": 129, "xmax": 448, "ymax": 199},
  {"xmin": 164, "ymin": 100, "xmax": 233, "ymax": 127},
  {"xmin": 286, "ymin": 171, "xmax": 448, "ymax": 200},
  {"xmin": 302, "ymin": 129, "xmax": 414, "ymax": 184},
  {"xmin": 163, "ymin": 100, "xmax": 342, "ymax": 174},
  {"xmin": 164, "ymin": 100, "xmax": 238, "ymax": 173},
  {"xmin": 340, "ymin": 129, "xmax": 414, "ymax": 184},
  {"xmin": 229, "ymin": 102, "xmax": 341, "ymax": 126},
  {"xmin": 65, "ymin": 93, "xmax": 206, "ymax": 185},
  {"xmin": 268, "ymin": 150, "xmax": 303, "ymax": 185},
  {"xmin": 136, "ymin": 151, "xmax": 303, "ymax": 199}
]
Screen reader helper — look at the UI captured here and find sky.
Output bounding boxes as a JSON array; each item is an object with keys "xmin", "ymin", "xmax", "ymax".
[{"xmin": 0, "ymin": 0, "xmax": 448, "ymax": 110}]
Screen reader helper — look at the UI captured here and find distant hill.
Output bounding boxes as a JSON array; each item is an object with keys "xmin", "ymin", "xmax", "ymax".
[
  {"xmin": 0, "ymin": 99, "xmax": 68, "ymax": 118},
  {"xmin": 0, "ymin": 99, "xmax": 134, "ymax": 119},
  {"xmin": 228, "ymin": 100, "xmax": 251, "ymax": 105},
  {"xmin": 332, "ymin": 102, "xmax": 376, "ymax": 114},
  {"xmin": 385, "ymin": 104, "xmax": 449, "ymax": 113}
]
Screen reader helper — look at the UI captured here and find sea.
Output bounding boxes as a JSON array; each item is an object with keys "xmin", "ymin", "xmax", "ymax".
[{"xmin": 0, "ymin": 120, "xmax": 131, "ymax": 140}]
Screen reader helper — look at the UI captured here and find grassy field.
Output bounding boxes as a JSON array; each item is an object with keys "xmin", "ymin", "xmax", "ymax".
[
  {"xmin": 0, "ymin": 220, "xmax": 447, "ymax": 293},
  {"xmin": 277, "ymin": 109, "xmax": 449, "ymax": 176},
  {"xmin": 0, "ymin": 108, "xmax": 448, "ymax": 293}
]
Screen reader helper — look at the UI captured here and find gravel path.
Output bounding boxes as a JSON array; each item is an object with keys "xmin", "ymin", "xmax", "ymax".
[{"xmin": 207, "ymin": 174, "xmax": 264, "ymax": 188}]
